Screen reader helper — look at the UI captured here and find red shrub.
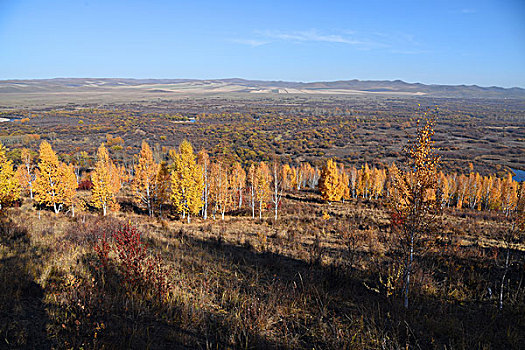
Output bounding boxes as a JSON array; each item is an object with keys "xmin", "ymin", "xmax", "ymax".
[
  {"xmin": 391, "ymin": 211, "xmax": 405, "ymax": 229},
  {"xmin": 96, "ymin": 224, "xmax": 171, "ymax": 300},
  {"xmin": 94, "ymin": 233, "xmax": 111, "ymax": 270},
  {"xmin": 78, "ymin": 179, "xmax": 93, "ymax": 191}
]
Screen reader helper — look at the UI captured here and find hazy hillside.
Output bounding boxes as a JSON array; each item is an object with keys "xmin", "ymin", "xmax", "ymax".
[{"xmin": 1, "ymin": 78, "xmax": 524, "ymax": 99}]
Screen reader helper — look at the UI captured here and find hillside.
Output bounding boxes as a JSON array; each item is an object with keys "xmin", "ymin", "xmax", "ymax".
[{"xmin": 1, "ymin": 78, "xmax": 524, "ymax": 99}]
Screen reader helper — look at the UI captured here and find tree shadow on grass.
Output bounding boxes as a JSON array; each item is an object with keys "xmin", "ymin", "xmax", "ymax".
[
  {"xmin": 284, "ymin": 193, "xmax": 324, "ymax": 205},
  {"xmin": 175, "ymin": 231, "xmax": 525, "ymax": 349},
  {"xmin": 0, "ymin": 219, "xmax": 51, "ymax": 349},
  {"xmin": 45, "ymin": 244, "xmax": 284, "ymax": 349},
  {"xmin": 171, "ymin": 232, "xmax": 381, "ymax": 349}
]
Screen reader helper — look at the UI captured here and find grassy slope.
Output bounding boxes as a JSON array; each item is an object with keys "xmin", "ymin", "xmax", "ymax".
[{"xmin": 1, "ymin": 193, "xmax": 524, "ymax": 349}]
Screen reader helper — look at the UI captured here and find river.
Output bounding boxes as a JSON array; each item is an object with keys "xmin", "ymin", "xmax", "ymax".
[{"xmin": 511, "ymin": 168, "xmax": 525, "ymax": 182}]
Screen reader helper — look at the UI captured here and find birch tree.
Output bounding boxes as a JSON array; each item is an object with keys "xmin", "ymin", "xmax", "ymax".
[
  {"xmin": 170, "ymin": 140, "xmax": 204, "ymax": 223},
  {"xmin": 389, "ymin": 116, "xmax": 441, "ymax": 309},
  {"xmin": 231, "ymin": 161, "xmax": 246, "ymax": 209},
  {"xmin": 255, "ymin": 161, "xmax": 271, "ymax": 219},
  {"xmin": 33, "ymin": 141, "xmax": 77, "ymax": 214},
  {"xmin": 16, "ymin": 148, "xmax": 35, "ymax": 199},
  {"xmin": 91, "ymin": 144, "xmax": 121, "ymax": 216},
  {"xmin": 131, "ymin": 141, "xmax": 158, "ymax": 217},
  {"xmin": 0, "ymin": 142, "xmax": 20, "ymax": 210},
  {"xmin": 197, "ymin": 149, "xmax": 210, "ymax": 219},
  {"xmin": 270, "ymin": 158, "xmax": 283, "ymax": 220}
]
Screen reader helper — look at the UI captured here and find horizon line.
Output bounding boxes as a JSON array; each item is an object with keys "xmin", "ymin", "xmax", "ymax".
[{"xmin": 0, "ymin": 76, "xmax": 523, "ymax": 90}]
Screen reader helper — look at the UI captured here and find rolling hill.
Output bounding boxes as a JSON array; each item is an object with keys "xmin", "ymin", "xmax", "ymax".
[{"xmin": 1, "ymin": 78, "xmax": 524, "ymax": 99}]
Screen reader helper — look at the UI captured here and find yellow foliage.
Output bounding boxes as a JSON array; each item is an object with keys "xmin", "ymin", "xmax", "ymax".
[
  {"xmin": 231, "ymin": 161, "xmax": 246, "ymax": 209},
  {"xmin": 131, "ymin": 141, "xmax": 161, "ymax": 217},
  {"xmin": 33, "ymin": 141, "xmax": 78, "ymax": 214},
  {"xmin": 170, "ymin": 140, "xmax": 204, "ymax": 222},
  {"xmin": 0, "ymin": 142, "xmax": 20, "ymax": 210},
  {"xmin": 210, "ymin": 160, "xmax": 230, "ymax": 219},
  {"xmin": 197, "ymin": 149, "xmax": 211, "ymax": 219},
  {"xmin": 318, "ymin": 159, "xmax": 345, "ymax": 202},
  {"xmin": 91, "ymin": 144, "xmax": 121, "ymax": 216},
  {"xmin": 391, "ymin": 117, "xmax": 440, "ymax": 214},
  {"xmin": 254, "ymin": 161, "xmax": 271, "ymax": 218},
  {"xmin": 17, "ymin": 148, "xmax": 35, "ymax": 198}
]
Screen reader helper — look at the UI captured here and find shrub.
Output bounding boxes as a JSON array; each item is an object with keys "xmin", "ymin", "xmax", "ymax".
[
  {"xmin": 95, "ymin": 224, "xmax": 171, "ymax": 301},
  {"xmin": 63, "ymin": 216, "xmax": 121, "ymax": 246},
  {"xmin": 78, "ymin": 179, "xmax": 93, "ymax": 191}
]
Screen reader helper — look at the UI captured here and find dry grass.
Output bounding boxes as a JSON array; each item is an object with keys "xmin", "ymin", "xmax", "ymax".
[{"xmin": 0, "ymin": 193, "xmax": 524, "ymax": 349}]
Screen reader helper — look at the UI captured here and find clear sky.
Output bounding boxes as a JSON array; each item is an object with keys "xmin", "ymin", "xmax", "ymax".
[{"xmin": 0, "ymin": 0, "xmax": 524, "ymax": 87}]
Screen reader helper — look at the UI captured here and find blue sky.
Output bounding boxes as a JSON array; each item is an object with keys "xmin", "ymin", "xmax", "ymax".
[{"xmin": 0, "ymin": 0, "xmax": 524, "ymax": 87}]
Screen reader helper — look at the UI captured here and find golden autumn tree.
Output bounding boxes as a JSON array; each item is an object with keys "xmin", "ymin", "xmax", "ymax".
[
  {"xmin": 389, "ymin": 115, "xmax": 441, "ymax": 309},
  {"xmin": 455, "ymin": 174, "xmax": 468, "ymax": 209},
  {"xmin": 197, "ymin": 149, "xmax": 210, "ymax": 219},
  {"xmin": 298, "ymin": 163, "xmax": 312, "ymax": 190},
  {"xmin": 445, "ymin": 173, "xmax": 456, "ymax": 208},
  {"xmin": 152, "ymin": 162, "xmax": 171, "ymax": 218},
  {"xmin": 170, "ymin": 140, "xmax": 204, "ymax": 223},
  {"xmin": 290, "ymin": 167, "xmax": 298, "ymax": 191},
  {"xmin": 385, "ymin": 163, "xmax": 396, "ymax": 200},
  {"xmin": 358, "ymin": 163, "xmax": 372, "ymax": 199},
  {"xmin": 0, "ymin": 142, "xmax": 20, "ymax": 210},
  {"xmin": 339, "ymin": 164, "xmax": 351, "ymax": 202},
  {"xmin": 210, "ymin": 160, "xmax": 230, "ymax": 220},
  {"xmin": 480, "ymin": 175, "xmax": 494, "ymax": 210},
  {"xmin": 247, "ymin": 163, "xmax": 257, "ymax": 218},
  {"xmin": 281, "ymin": 163, "xmax": 293, "ymax": 191},
  {"xmin": 371, "ymin": 168, "xmax": 386, "ymax": 200},
  {"xmin": 254, "ymin": 161, "xmax": 271, "ymax": 219},
  {"xmin": 500, "ymin": 173, "xmax": 519, "ymax": 217},
  {"xmin": 62, "ymin": 163, "xmax": 79, "ymax": 215},
  {"xmin": 318, "ymin": 159, "xmax": 344, "ymax": 203},
  {"xmin": 131, "ymin": 141, "xmax": 159, "ymax": 217},
  {"xmin": 466, "ymin": 172, "xmax": 482, "ymax": 210},
  {"xmin": 489, "ymin": 177, "xmax": 503, "ymax": 211},
  {"xmin": 270, "ymin": 157, "xmax": 284, "ymax": 220},
  {"xmin": 231, "ymin": 161, "xmax": 246, "ymax": 209},
  {"xmin": 91, "ymin": 144, "xmax": 121, "ymax": 216},
  {"xmin": 117, "ymin": 164, "xmax": 130, "ymax": 184},
  {"xmin": 16, "ymin": 148, "xmax": 35, "ymax": 199},
  {"xmin": 33, "ymin": 141, "xmax": 78, "ymax": 214}
]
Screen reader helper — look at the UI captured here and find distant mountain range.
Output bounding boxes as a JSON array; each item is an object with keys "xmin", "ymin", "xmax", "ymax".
[{"xmin": 1, "ymin": 78, "xmax": 524, "ymax": 99}]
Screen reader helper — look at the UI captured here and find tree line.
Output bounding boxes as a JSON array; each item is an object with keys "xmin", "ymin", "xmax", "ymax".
[
  {"xmin": 318, "ymin": 160, "xmax": 523, "ymax": 215},
  {"xmin": 0, "ymin": 137, "xmax": 522, "ymax": 222}
]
